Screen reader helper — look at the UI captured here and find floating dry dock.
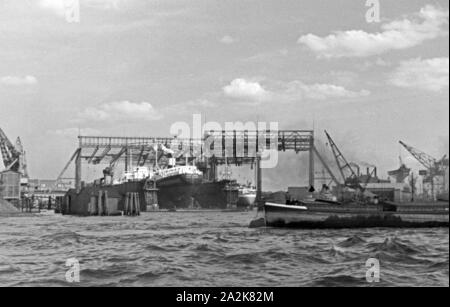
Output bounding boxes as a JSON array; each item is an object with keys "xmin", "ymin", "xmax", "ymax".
[
  {"xmin": 62, "ymin": 181, "xmax": 154, "ymax": 216},
  {"xmin": 263, "ymin": 200, "xmax": 449, "ymax": 229}
]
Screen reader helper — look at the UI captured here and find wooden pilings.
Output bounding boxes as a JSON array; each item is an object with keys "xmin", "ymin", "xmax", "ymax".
[
  {"xmin": 88, "ymin": 190, "xmax": 109, "ymax": 216},
  {"xmin": 86, "ymin": 190, "xmax": 142, "ymax": 217},
  {"xmin": 21, "ymin": 198, "xmax": 33, "ymax": 213},
  {"xmin": 124, "ymin": 192, "xmax": 140, "ymax": 216}
]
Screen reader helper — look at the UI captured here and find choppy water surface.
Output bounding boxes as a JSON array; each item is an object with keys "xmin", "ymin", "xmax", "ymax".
[{"xmin": 0, "ymin": 212, "xmax": 448, "ymax": 287}]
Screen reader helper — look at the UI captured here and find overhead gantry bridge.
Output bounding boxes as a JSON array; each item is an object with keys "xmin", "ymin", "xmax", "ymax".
[{"xmin": 56, "ymin": 130, "xmax": 337, "ymax": 192}]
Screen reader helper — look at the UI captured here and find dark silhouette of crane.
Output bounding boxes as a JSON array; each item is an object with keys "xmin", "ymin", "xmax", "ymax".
[
  {"xmin": 399, "ymin": 141, "xmax": 448, "ymax": 199},
  {"xmin": 324, "ymin": 130, "xmax": 362, "ymax": 189},
  {"xmin": 0, "ymin": 128, "xmax": 28, "ymax": 177}
]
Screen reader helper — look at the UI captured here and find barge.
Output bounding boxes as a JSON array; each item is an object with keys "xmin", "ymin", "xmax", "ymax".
[{"xmin": 263, "ymin": 199, "xmax": 449, "ymax": 228}]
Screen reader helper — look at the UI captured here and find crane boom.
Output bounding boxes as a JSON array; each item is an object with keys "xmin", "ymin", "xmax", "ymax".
[
  {"xmin": 399, "ymin": 141, "xmax": 448, "ymax": 175},
  {"xmin": 0, "ymin": 128, "xmax": 22, "ymax": 172},
  {"xmin": 324, "ymin": 130, "xmax": 359, "ymax": 185},
  {"xmin": 312, "ymin": 145, "xmax": 341, "ymax": 186},
  {"xmin": 399, "ymin": 140, "xmax": 449, "ymax": 200},
  {"xmin": 399, "ymin": 141, "xmax": 436, "ymax": 170}
]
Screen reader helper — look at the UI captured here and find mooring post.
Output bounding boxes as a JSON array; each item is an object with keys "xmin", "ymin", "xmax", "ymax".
[
  {"xmin": 256, "ymin": 153, "xmax": 262, "ymax": 206},
  {"xmin": 308, "ymin": 131, "xmax": 315, "ymax": 189},
  {"xmin": 75, "ymin": 138, "xmax": 82, "ymax": 193},
  {"xmin": 125, "ymin": 147, "xmax": 129, "ymax": 172}
]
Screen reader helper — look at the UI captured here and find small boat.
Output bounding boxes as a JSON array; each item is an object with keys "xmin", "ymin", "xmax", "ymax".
[
  {"xmin": 263, "ymin": 199, "xmax": 449, "ymax": 229},
  {"xmin": 237, "ymin": 185, "xmax": 257, "ymax": 208}
]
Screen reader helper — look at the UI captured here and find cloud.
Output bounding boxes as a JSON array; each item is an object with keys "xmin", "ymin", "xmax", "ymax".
[
  {"xmin": 165, "ymin": 99, "xmax": 218, "ymax": 113},
  {"xmin": 183, "ymin": 99, "xmax": 217, "ymax": 108},
  {"xmin": 298, "ymin": 5, "xmax": 449, "ymax": 58},
  {"xmin": 39, "ymin": 0, "xmax": 122, "ymax": 16},
  {"xmin": 223, "ymin": 79, "xmax": 270, "ymax": 102},
  {"xmin": 78, "ymin": 101, "xmax": 163, "ymax": 122},
  {"xmin": 47, "ymin": 127, "xmax": 101, "ymax": 137},
  {"xmin": 39, "ymin": 0, "xmax": 69, "ymax": 16},
  {"xmin": 358, "ymin": 58, "xmax": 392, "ymax": 71},
  {"xmin": 0, "ymin": 75, "xmax": 37, "ymax": 86},
  {"xmin": 222, "ymin": 78, "xmax": 370, "ymax": 104},
  {"xmin": 83, "ymin": 0, "xmax": 122, "ymax": 10},
  {"xmin": 389, "ymin": 57, "xmax": 449, "ymax": 92},
  {"xmin": 219, "ymin": 35, "xmax": 237, "ymax": 44},
  {"xmin": 242, "ymin": 49, "xmax": 289, "ymax": 63},
  {"xmin": 280, "ymin": 81, "xmax": 370, "ymax": 101}
]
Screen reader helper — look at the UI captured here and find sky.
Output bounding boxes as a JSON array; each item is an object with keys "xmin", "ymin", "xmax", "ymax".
[{"xmin": 0, "ymin": 0, "xmax": 449, "ymax": 189}]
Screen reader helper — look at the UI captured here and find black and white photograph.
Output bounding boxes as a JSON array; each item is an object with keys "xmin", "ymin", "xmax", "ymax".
[{"xmin": 0, "ymin": 0, "xmax": 449, "ymax": 291}]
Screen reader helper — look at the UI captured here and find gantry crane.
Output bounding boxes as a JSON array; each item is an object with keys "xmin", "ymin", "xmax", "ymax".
[
  {"xmin": 399, "ymin": 141, "xmax": 449, "ymax": 199},
  {"xmin": 0, "ymin": 127, "xmax": 28, "ymax": 177}
]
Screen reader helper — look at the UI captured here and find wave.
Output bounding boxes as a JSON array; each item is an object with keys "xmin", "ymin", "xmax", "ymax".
[
  {"xmin": 1, "ymin": 213, "xmax": 448, "ymax": 287},
  {"xmin": 193, "ymin": 243, "xmax": 217, "ymax": 252},
  {"xmin": 337, "ymin": 235, "xmax": 366, "ymax": 248},
  {"xmin": 49, "ymin": 230, "xmax": 82, "ymax": 243},
  {"xmin": 11, "ymin": 278, "xmax": 72, "ymax": 287},
  {"xmin": 81, "ymin": 266, "xmax": 129, "ymax": 279},
  {"xmin": 328, "ymin": 244, "xmax": 348, "ymax": 258},
  {"xmin": 144, "ymin": 244, "xmax": 169, "ymax": 252},
  {"xmin": 367, "ymin": 236, "xmax": 423, "ymax": 255},
  {"xmin": 214, "ymin": 234, "xmax": 229, "ymax": 243},
  {"xmin": 224, "ymin": 252, "xmax": 266, "ymax": 265},
  {"xmin": 311, "ymin": 274, "xmax": 365, "ymax": 287},
  {"xmin": 0, "ymin": 266, "xmax": 21, "ymax": 275},
  {"xmin": 426, "ymin": 260, "xmax": 450, "ymax": 272}
]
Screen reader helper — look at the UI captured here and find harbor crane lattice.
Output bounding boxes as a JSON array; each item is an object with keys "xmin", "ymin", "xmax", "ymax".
[
  {"xmin": 55, "ymin": 130, "xmax": 342, "ymax": 193},
  {"xmin": 399, "ymin": 141, "xmax": 449, "ymax": 198},
  {"xmin": 0, "ymin": 127, "xmax": 28, "ymax": 177}
]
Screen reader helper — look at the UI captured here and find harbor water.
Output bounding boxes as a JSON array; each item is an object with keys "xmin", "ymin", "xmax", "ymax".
[{"xmin": 0, "ymin": 211, "xmax": 448, "ymax": 287}]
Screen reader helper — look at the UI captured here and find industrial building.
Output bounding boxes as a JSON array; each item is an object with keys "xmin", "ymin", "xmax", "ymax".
[
  {"xmin": 0, "ymin": 170, "xmax": 21, "ymax": 207},
  {"xmin": 1, "ymin": 128, "xmax": 74, "ymax": 210}
]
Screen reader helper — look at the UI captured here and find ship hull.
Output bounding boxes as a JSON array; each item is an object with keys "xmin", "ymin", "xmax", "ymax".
[
  {"xmin": 264, "ymin": 201, "xmax": 449, "ymax": 229},
  {"xmin": 156, "ymin": 174, "xmax": 203, "ymax": 209},
  {"xmin": 157, "ymin": 177, "xmax": 239, "ymax": 210},
  {"xmin": 63, "ymin": 176, "xmax": 241, "ymax": 213},
  {"xmin": 193, "ymin": 180, "xmax": 239, "ymax": 209},
  {"xmin": 237, "ymin": 194, "xmax": 256, "ymax": 208}
]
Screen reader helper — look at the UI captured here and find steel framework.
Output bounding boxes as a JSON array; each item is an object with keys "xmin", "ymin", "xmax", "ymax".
[
  {"xmin": 399, "ymin": 141, "xmax": 449, "ymax": 198},
  {"xmin": 0, "ymin": 128, "xmax": 28, "ymax": 176},
  {"xmin": 57, "ymin": 130, "xmax": 326, "ymax": 192}
]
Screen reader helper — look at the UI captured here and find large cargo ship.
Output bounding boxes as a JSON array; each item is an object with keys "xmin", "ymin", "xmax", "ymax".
[
  {"xmin": 154, "ymin": 165, "xmax": 239, "ymax": 209},
  {"xmin": 61, "ymin": 164, "xmax": 239, "ymax": 215},
  {"xmin": 194, "ymin": 180, "xmax": 239, "ymax": 209},
  {"xmin": 154, "ymin": 165, "xmax": 203, "ymax": 209}
]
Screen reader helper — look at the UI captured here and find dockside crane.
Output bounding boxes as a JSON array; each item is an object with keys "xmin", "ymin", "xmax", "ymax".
[
  {"xmin": 324, "ymin": 130, "xmax": 362, "ymax": 189},
  {"xmin": 0, "ymin": 127, "xmax": 28, "ymax": 177},
  {"xmin": 399, "ymin": 141, "xmax": 449, "ymax": 199}
]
